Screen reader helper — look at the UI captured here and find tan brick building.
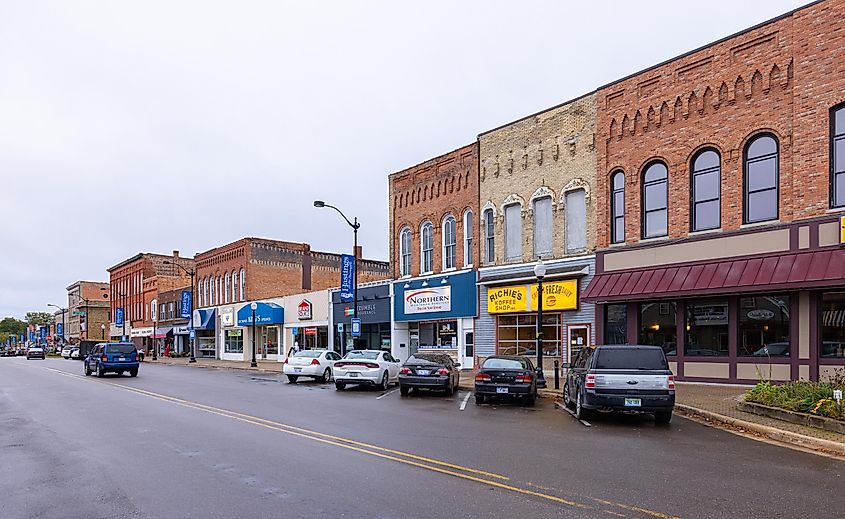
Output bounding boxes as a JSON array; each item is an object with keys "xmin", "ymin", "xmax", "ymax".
[{"xmin": 65, "ymin": 281, "xmax": 110, "ymax": 343}]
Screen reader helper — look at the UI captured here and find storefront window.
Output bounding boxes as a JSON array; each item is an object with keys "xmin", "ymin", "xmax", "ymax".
[
  {"xmin": 739, "ymin": 295, "xmax": 790, "ymax": 356},
  {"xmin": 604, "ymin": 304, "xmax": 627, "ymax": 345},
  {"xmin": 639, "ymin": 302, "xmax": 677, "ymax": 355},
  {"xmin": 225, "ymin": 329, "xmax": 243, "ymax": 353},
  {"xmin": 821, "ymin": 292, "xmax": 845, "ymax": 358},
  {"xmin": 497, "ymin": 314, "xmax": 560, "ymax": 357},
  {"xmin": 416, "ymin": 321, "xmax": 458, "ymax": 349},
  {"xmin": 685, "ymin": 300, "xmax": 728, "ymax": 356}
]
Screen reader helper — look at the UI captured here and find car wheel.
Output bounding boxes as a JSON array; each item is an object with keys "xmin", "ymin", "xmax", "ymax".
[
  {"xmin": 379, "ymin": 371, "xmax": 389, "ymax": 391},
  {"xmin": 96, "ymin": 364, "xmax": 105, "ymax": 378},
  {"xmin": 399, "ymin": 385, "xmax": 409, "ymax": 396},
  {"xmin": 129, "ymin": 368, "xmax": 138, "ymax": 377},
  {"xmin": 84, "ymin": 364, "xmax": 91, "ymax": 376},
  {"xmin": 563, "ymin": 382, "xmax": 573, "ymax": 408},
  {"xmin": 287, "ymin": 375, "xmax": 298, "ymax": 384},
  {"xmin": 524, "ymin": 394, "xmax": 536, "ymax": 407},
  {"xmin": 475, "ymin": 394, "xmax": 485, "ymax": 405},
  {"xmin": 335, "ymin": 382, "xmax": 346, "ymax": 391},
  {"xmin": 445, "ymin": 382, "xmax": 454, "ymax": 396},
  {"xmin": 654, "ymin": 410, "xmax": 673, "ymax": 425},
  {"xmin": 320, "ymin": 368, "xmax": 332, "ymax": 383},
  {"xmin": 575, "ymin": 388, "xmax": 591, "ymax": 420}
]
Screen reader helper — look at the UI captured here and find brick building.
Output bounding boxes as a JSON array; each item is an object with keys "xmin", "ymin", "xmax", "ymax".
[
  {"xmin": 474, "ymin": 94, "xmax": 598, "ymax": 373},
  {"xmin": 65, "ymin": 281, "xmax": 110, "ymax": 343},
  {"xmin": 388, "ymin": 143, "xmax": 479, "ymax": 368},
  {"xmin": 584, "ymin": 0, "xmax": 845, "ymax": 383}
]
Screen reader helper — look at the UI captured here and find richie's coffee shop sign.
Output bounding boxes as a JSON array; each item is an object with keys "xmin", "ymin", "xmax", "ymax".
[{"xmin": 487, "ymin": 280, "xmax": 578, "ymax": 314}]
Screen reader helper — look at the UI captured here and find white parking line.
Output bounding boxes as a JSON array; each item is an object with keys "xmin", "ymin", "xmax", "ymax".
[
  {"xmin": 554, "ymin": 402, "xmax": 591, "ymax": 427},
  {"xmin": 459, "ymin": 392, "xmax": 471, "ymax": 411},
  {"xmin": 376, "ymin": 388, "xmax": 398, "ymax": 400}
]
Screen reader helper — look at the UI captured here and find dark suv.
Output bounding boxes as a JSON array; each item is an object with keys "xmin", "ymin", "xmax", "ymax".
[
  {"xmin": 563, "ymin": 345, "xmax": 675, "ymax": 423},
  {"xmin": 84, "ymin": 342, "xmax": 139, "ymax": 377}
]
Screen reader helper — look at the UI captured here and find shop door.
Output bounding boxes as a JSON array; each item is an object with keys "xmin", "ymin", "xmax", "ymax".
[
  {"xmin": 459, "ymin": 331, "xmax": 474, "ymax": 370},
  {"xmin": 567, "ymin": 325, "xmax": 590, "ymax": 366},
  {"xmin": 262, "ymin": 327, "xmax": 279, "ymax": 358}
]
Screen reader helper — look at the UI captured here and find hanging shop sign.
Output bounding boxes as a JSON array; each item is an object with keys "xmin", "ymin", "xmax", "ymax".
[
  {"xmin": 181, "ymin": 291, "xmax": 192, "ymax": 319},
  {"xmin": 404, "ymin": 286, "xmax": 452, "ymax": 315},
  {"xmin": 340, "ymin": 254, "xmax": 355, "ymax": 303},
  {"xmin": 488, "ymin": 280, "xmax": 578, "ymax": 313},
  {"xmin": 220, "ymin": 307, "xmax": 234, "ymax": 327},
  {"xmin": 298, "ymin": 299, "xmax": 313, "ymax": 320}
]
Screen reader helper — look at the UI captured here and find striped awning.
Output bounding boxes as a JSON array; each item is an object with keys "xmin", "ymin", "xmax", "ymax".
[{"xmin": 823, "ymin": 310, "xmax": 845, "ymax": 328}]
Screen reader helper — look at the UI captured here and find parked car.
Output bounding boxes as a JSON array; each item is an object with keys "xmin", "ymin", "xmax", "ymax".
[
  {"xmin": 474, "ymin": 356, "xmax": 538, "ymax": 406},
  {"xmin": 752, "ymin": 342, "xmax": 790, "ymax": 356},
  {"xmin": 283, "ymin": 349, "xmax": 341, "ymax": 383},
  {"xmin": 16, "ymin": 347, "xmax": 26, "ymax": 356},
  {"xmin": 83, "ymin": 342, "xmax": 139, "ymax": 377},
  {"xmin": 398, "ymin": 353, "xmax": 460, "ymax": 396},
  {"xmin": 70, "ymin": 347, "xmax": 81, "ymax": 360},
  {"xmin": 61, "ymin": 346, "xmax": 74, "ymax": 359},
  {"xmin": 563, "ymin": 345, "xmax": 675, "ymax": 424},
  {"xmin": 26, "ymin": 346, "xmax": 45, "ymax": 360},
  {"xmin": 333, "ymin": 350, "xmax": 400, "ymax": 391}
]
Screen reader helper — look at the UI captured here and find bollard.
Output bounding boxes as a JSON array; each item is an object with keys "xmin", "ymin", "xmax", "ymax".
[{"xmin": 553, "ymin": 360, "xmax": 560, "ymax": 390}]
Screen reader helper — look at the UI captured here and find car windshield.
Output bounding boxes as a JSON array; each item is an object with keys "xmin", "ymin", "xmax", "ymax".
[
  {"xmin": 594, "ymin": 348, "xmax": 668, "ymax": 370},
  {"xmin": 106, "ymin": 344, "xmax": 135, "ymax": 354},
  {"xmin": 344, "ymin": 351, "xmax": 379, "ymax": 360},
  {"xmin": 483, "ymin": 358, "xmax": 527, "ymax": 370},
  {"xmin": 294, "ymin": 351, "xmax": 322, "ymax": 358},
  {"xmin": 407, "ymin": 354, "xmax": 451, "ymax": 366}
]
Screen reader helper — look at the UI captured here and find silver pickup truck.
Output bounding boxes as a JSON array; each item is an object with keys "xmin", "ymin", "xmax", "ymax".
[{"xmin": 563, "ymin": 345, "xmax": 675, "ymax": 423}]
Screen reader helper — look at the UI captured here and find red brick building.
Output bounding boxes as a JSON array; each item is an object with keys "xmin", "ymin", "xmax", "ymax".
[{"xmin": 585, "ymin": 0, "xmax": 845, "ymax": 383}]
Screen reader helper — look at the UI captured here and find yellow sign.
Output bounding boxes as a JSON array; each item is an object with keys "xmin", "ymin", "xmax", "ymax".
[
  {"xmin": 841, "ymin": 216, "xmax": 845, "ymax": 244},
  {"xmin": 487, "ymin": 286, "xmax": 528, "ymax": 314},
  {"xmin": 530, "ymin": 280, "xmax": 579, "ymax": 311}
]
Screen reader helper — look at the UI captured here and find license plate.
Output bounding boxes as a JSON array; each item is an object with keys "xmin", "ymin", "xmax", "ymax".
[
  {"xmin": 417, "ymin": 370, "xmax": 430, "ymax": 376},
  {"xmin": 496, "ymin": 387, "xmax": 509, "ymax": 394},
  {"xmin": 294, "ymin": 368, "xmax": 302, "ymax": 372},
  {"xmin": 118, "ymin": 357, "xmax": 125, "ymax": 362},
  {"xmin": 624, "ymin": 398, "xmax": 641, "ymax": 407},
  {"xmin": 349, "ymin": 372, "xmax": 359, "ymax": 377}
]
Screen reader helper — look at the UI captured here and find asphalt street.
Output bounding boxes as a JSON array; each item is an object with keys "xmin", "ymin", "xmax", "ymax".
[{"xmin": 1, "ymin": 357, "xmax": 842, "ymax": 519}]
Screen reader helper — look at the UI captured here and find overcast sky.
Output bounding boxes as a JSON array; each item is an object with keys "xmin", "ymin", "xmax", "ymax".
[{"xmin": 0, "ymin": 0, "xmax": 805, "ymax": 319}]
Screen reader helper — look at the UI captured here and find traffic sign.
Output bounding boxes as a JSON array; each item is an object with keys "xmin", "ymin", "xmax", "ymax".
[
  {"xmin": 337, "ymin": 322, "xmax": 344, "ymax": 333},
  {"xmin": 351, "ymin": 318, "xmax": 361, "ymax": 337}
]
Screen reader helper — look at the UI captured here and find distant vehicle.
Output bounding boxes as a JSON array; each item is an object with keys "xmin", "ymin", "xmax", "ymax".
[
  {"xmin": 333, "ymin": 350, "xmax": 400, "ymax": 391},
  {"xmin": 26, "ymin": 346, "xmax": 45, "ymax": 360},
  {"xmin": 283, "ymin": 349, "xmax": 340, "ymax": 383},
  {"xmin": 752, "ymin": 342, "xmax": 790, "ymax": 356},
  {"xmin": 17, "ymin": 347, "xmax": 27, "ymax": 356},
  {"xmin": 563, "ymin": 345, "xmax": 675, "ymax": 424},
  {"xmin": 474, "ymin": 356, "xmax": 537, "ymax": 406},
  {"xmin": 70, "ymin": 347, "xmax": 81, "ymax": 360},
  {"xmin": 84, "ymin": 342, "xmax": 139, "ymax": 377},
  {"xmin": 62, "ymin": 346, "xmax": 74, "ymax": 359},
  {"xmin": 398, "ymin": 353, "xmax": 461, "ymax": 396}
]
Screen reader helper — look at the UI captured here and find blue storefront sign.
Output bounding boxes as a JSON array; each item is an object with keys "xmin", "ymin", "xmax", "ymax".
[
  {"xmin": 340, "ymin": 254, "xmax": 355, "ymax": 303},
  {"xmin": 393, "ymin": 270, "xmax": 478, "ymax": 322},
  {"xmin": 181, "ymin": 291, "xmax": 192, "ymax": 319},
  {"xmin": 237, "ymin": 302, "xmax": 284, "ymax": 326},
  {"xmin": 351, "ymin": 318, "xmax": 361, "ymax": 337},
  {"xmin": 115, "ymin": 307, "xmax": 124, "ymax": 327}
]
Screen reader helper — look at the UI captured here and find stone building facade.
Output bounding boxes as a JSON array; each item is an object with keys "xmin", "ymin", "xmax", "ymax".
[{"xmin": 66, "ymin": 281, "xmax": 110, "ymax": 343}]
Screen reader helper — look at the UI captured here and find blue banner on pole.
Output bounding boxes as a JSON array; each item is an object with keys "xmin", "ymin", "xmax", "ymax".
[
  {"xmin": 351, "ymin": 318, "xmax": 361, "ymax": 337},
  {"xmin": 40, "ymin": 327, "xmax": 47, "ymax": 339},
  {"xmin": 56, "ymin": 323, "xmax": 63, "ymax": 336},
  {"xmin": 181, "ymin": 291, "xmax": 192, "ymax": 319},
  {"xmin": 115, "ymin": 307, "xmax": 124, "ymax": 327},
  {"xmin": 340, "ymin": 254, "xmax": 355, "ymax": 303}
]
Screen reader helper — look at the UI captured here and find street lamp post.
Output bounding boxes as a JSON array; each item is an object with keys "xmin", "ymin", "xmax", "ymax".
[
  {"xmin": 250, "ymin": 302, "xmax": 258, "ymax": 368},
  {"xmin": 47, "ymin": 303, "xmax": 66, "ymax": 348},
  {"xmin": 164, "ymin": 260, "xmax": 197, "ymax": 363},
  {"xmin": 534, "ymin": 259, "xmax": 548, "ymax": 388},
  {"xmin": 100, "ymin": 324, "xmax": 105, "ymax": 340},
  {"xmin": 313, "ymin": 200, "xmax": 359, "ymax": 357}
]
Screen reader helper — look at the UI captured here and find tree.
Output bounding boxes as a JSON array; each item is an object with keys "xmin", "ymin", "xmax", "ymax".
[
  {"xmin": 25, "ymin": 312, "xmax": 54, "ymax": 328},
  {"xmin": 0, "ymin": 317, "xmax": 26, "ymax": 335}
]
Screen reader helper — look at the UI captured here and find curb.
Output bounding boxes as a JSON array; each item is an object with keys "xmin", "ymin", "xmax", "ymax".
[
  {"xmin": 145, "ymin": 360, "xmax": 283, "ymax": 375},
  {"xmin": 675, "ymin": 403, "xmax": 845, "ymax": 457}
]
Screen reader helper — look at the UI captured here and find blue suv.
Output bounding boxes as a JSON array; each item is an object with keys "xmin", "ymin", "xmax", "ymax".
[{"xmin": 84, "ymin": 342, "xmax": 139, "ymax": 377}]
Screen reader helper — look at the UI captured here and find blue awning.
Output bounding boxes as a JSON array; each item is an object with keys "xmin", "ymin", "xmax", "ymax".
[
  {"xmin": 237, "ymin": 302, "xmax": 284, "ymax": 326},
  {"xmin": 192, "ymin": 309, "xmax": 216, "ymax": 330}
]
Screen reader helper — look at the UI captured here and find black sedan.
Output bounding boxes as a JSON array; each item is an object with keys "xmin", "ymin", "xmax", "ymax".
[
  {"xmin": 398, "ymin": 353, "xmax": 461, "ymax": 396},
  {"xmin": 474, "ymin": 355, "xmax": 538, "ymax": 406}
]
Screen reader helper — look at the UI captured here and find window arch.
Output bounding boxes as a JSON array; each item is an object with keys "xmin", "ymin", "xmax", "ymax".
[
  {"xmin": 239, "ymin": 268, "xmax": 245, "ymax": 301},
  {"xmin": 532, "ymin": 196, "xmax": 553, "ymax": 258},
  {"xmin": 691, "ymin": 148, "xmax": 721, "ymax": 231},
  {"xmin": 641, "ymin": 161, "xmax": 668, "ymax": 239},
  {"xmin": 231, "ymin": 271, "xmax": 237, "ymax": 303},
  {"xmin": 210, "ymin": 276, "xmax": 216, "ymax": 306},
  {"xmin": 564, "ymin": 189, "xmax": 587, "ymax": 252},
  {"xmin": 504, "ymin": 203, "xmax": 522, "ymax": 260},
  {"xmin": 463, "ymin": 210, "xmax": 473, "ymax": 267},
  {"xmin": 399, "ymin": 227, "xmax": 411, "ymax": 276},
  {"xmin": 483, "ymin": 208, "xmax": 494, "ymax": 264},
  {"xmin": 204, "ymin": 278, "xmax": 209, "ymax": 307},
  {"xmin": 224, "ymin": 272, "xmax": 230, "ymax": 303},
  {"xmin": 610, "ymin": 170, "xmax": 625, "ymax": 244},
  {"xmin": 744, "ymin": 133, "xmax": 779, "ymax": 223},
  {"xmin": 420, "ymin": 222, "xmax": 434, "ymax": 273},
  {"xmin": 832, "ymin": 105, "xmax": 845, "ymax": 208},
  {"xmin": 442, "ymin": 215, "xmax": 456, "ymax": 270}
]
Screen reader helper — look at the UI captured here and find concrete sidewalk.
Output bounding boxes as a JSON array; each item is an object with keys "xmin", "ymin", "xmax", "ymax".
[{"xmin": 145, "ymin": 356, "xmax": 284, "ymax": 373}]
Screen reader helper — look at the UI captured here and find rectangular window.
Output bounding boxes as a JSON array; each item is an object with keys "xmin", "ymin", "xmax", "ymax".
[
  {"xmin": 504, "ymin": 204, "xmax": 522, "ymax": 261},
  {"xmin": 484, "ymin": 210, "xmax": 494, "ymax": 263},
  {"xmin": 497, "ymin": 314, "xmax": 560, "ymax": 357},
  {"xmin": 604, "ymin": 304, "xmax": 627, "ymax": 345},
  {"xmin": 685, "ymin": 300, "xmax": 728, "ymax": 356},
  {"xmin": 832, "ymin": 106, "xmax": 845, "ymax": 208},
  {"xmin": 533, "ymin": 197, "xmax": 553, "ymax": 258},
  {"xmin": 739, "ymin": 295, "xmax": 790, "ymax": 356},
  {"xmin": 639, "ymin": 302, "xmax": 677, "ymax": 355},
  {"xmin": 565, "ymin": 190, "xmax": 587, "ymax": 253},
  {"xmin": 225, "ymin": 329, "xmax": 244, "ymax": 353},
  {"xmin": 821, "ymin": 292, "xmax": 844, "ymax": 358}
]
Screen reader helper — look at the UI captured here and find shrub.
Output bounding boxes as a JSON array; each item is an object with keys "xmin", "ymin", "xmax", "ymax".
[{"xmin": 745, "ymin": 373, "xmax": 845, "ymax": 421}]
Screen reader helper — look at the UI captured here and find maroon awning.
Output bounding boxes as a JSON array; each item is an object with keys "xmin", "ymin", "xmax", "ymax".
[{"xmin": 584, "ymin": 248, "xmax": 845, "ymax": 302}]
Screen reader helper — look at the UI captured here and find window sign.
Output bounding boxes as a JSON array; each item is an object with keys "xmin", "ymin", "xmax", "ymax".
[{"xmin": 404, "ymin": 286, "xmax": 452, "ymax": 314}]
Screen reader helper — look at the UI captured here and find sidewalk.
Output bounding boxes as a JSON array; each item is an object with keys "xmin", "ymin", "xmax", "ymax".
[{"xmin": 145, "ymin": 356, "xmax": 284, "ymax": 373}]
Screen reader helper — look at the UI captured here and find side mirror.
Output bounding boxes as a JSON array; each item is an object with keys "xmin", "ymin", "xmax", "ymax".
[
  {"xmin": 560, "ymin": 362, "xmax": 571, "ymax": 369},
  {"xmin": 455, "ymin": 363, "xmax": 462, "ymax": 368}
]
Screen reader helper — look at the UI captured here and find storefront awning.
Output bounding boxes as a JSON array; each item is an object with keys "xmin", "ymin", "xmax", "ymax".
[
  {"xmin": 237, "ymin": 302, "xmax": 284, "ymax": 326},
  {"xmin": 152, "ymin": 327, "xmax": 172, "ymax": 339},
  {"xmin": 584, "ymin": 248, "xmax": 845, "ymax": 302},
  {"xmin": 192, "ymin": 309, "xmax": 216, "ymax": 330}
]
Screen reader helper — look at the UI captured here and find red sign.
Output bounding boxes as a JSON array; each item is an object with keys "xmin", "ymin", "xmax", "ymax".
[
  {"xmin": 298, "ymin": 299, "xmax": 313, "ymax": 320},
  {"xmin": 304, "ymin": 327, "xmax": 317, "ymax": 336}
]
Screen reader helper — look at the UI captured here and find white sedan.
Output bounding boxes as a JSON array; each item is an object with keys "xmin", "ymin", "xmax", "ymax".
[
  {"xmin": 283, "ymin": 349, "xmax": 341, "ymax": 383},
  {"xmin": 61, "ymin": 346, "xmax": 74, "ymax": 359},
  {"xmin": 70, "ymin": 347, "xmax": 81, "ymax": 359},
  {"xmin": 333, "ymin": 350, "xmax": 401, "ymax": 391}
]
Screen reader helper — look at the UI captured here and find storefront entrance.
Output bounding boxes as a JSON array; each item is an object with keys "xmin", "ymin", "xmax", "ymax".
[{"xmin": 260, "ymin": 326, "xmax": 279, "ymax": 358}]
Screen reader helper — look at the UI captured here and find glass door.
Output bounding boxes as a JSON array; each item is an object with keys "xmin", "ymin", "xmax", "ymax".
[
  {"xmin": 262, "ymin": 326, "xmax": 279, "ymax": 357},
  {"xmin": 566, "ymin": 324, "xmax": 591, "ymax": 366}
]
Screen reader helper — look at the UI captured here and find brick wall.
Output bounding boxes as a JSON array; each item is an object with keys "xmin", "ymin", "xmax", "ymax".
[
  {"xmin": 595, "ymin": 0, "xmax": 845, "ymax": 248},
  {"xmin": 389, "ymin": 143, "xmax": 479, "ymax": 278}
]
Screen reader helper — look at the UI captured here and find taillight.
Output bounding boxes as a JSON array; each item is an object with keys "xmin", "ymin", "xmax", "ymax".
[
  {"xmin": 515, "ymin": 374, "xmax": 534, "ymax": 383},
  {"xmin": 399, "ymin": 367, "xmax": 411, "ymax": 374},
  {"xmin": 283, "ymin": 357, "xmax": 288, "ymax": 364},
  {"xmin": 668, "ymin": 375, "xmax": 675, "ymax": 391},
  {"xmin": 475, "ymin": 373, "xmax": 491, "ymax": 382},
  {"xmin": 101, "ymin": 356, "xmax": 108, "ymax": 363},
  {"xmin": 436, "ymin": 368, "xmax": 449, "ymax": 376},
  {"xmin": 364, "ymin": 362, "xmax": 379, "ymax": 369},
  {"xmin": 311, "ymin": 358, "xmax": 320, "ymax": 366},
  {"xmin": 585, "ymin": 373, "xmax": 596, "ymax": 389}
]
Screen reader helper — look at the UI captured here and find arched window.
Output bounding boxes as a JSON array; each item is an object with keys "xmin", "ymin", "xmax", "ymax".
[
  {"xmin": 239, "ymin": 268, "xmax": 245, "ymax": 301},
  {"xmin": 420, "ymin": 222, "xmax": 434, "ymax": 273},
  {"xmin": 691, "ymin": 149, "xmax": 721, "ymax": 231},
  {"xmin": 565, "ymin": 189, "xmax": 587, "ymax": 253},
  {"xmin": 442, "ymin": 216, "xmax": 456, "ymax": 270},
  {"xmin": 832, "ymin": 105, "xmax": 845, "ymax": 208},
  {"xmin": 218, "ymin": 276, "xmax": 223, "ymax": 305},
  {"xmin": 483, "ymin": 209, "xmax": 494, "ymax": 264},
  {"xmin": 232, "ymin": 271, "xmax": 238, "ymax": 304},
  {"xmin": 224, "ymin": 272, "xmax": 230, "ymax": 303},
  {"xmin": 399, "ymin": 227, "xmax": 411, "ymax": 276},
  {"xmin": 533, "ymin": 197, "xmax": 552, "ymax": 258},
  {"xmin": 209, "ymin": 276, "xmax": 215, "ymax": 306},
  {"xmin": 504, "ymin": 203, "xmax": 522, "ymax": 260},
  {"xmin": 610, "ymin": 171, "xmax": 625, "ymax": 244},
  {"xmin": 463, "ymin": 210, "xmax": 473, "ymax": 267},
  {"xmin": 744, "ymin": 134, "xmax": 779, "ymax": 223},
  {"xmin": 641, "ymin": 161, "xmax": 668, "ymax": 238}
]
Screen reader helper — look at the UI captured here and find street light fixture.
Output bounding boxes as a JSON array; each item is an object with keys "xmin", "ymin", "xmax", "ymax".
[
  {"xmin": 163, "ymin": 260, "xmax": 197, "ymax": 364},
  {"xmin": 313, "ymin": 200, "xmax": 359, "ymax": 356},
  {"xmin": 100, "ymin": 323, "xmax": 106, "ymax": 340},
  {"xmin": 250, "ymin": 302, "xmax": 258, "ymax": 368},
  {"xmin": 47, "ymin": 303, "xmax": 66, "ymax": 348},
  {"xmin": 533, "ymin": 258, "xmax": 548, "ymax": 388}
]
